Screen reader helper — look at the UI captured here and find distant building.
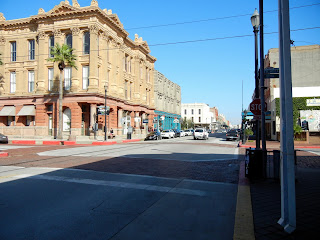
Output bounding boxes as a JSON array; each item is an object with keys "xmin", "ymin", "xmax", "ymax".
[
  {"xmin": 264, "ymin": 45, "xmax": 320, "ymax": 140},
  {"xmin": 181, "ymin": 103, "xmax": 214, "ymax": 130},
  {"xmin": 0, "ymin": 0, "xmax": 156, "ymax": 139},
  {"xmin": 210, "ymin": 107, "xmax": 218, "ymax": 130},
  {"xmin": 153, "ymin": 70, "xmax": 181, "ymax": 130}
]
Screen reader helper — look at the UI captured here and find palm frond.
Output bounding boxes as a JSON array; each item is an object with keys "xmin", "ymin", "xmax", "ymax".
[{"xmin": 46, "ymin": 43, "xmax": 78, "ymax": 70}]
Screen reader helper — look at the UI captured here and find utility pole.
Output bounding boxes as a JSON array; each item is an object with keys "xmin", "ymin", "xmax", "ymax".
[
  {"xmin": 278, "ymin": 0, "xmax": 296, "ymax": 233},
  {"xmin": 259, "ymin": 0, "xmax": 267, "ymax": 181}
]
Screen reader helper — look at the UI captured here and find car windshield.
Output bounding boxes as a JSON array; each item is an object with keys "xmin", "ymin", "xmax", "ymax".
[
  {"xmin": 195, "ymin": 129, "xmax": 203, "ymax": 132},
  {"xmin": 163, "ymin": 130, "xmax": 169, "ymax": 132},
  {"xmin": 228, "ymin": 130, "xmax": 237, "ymax": 133}
]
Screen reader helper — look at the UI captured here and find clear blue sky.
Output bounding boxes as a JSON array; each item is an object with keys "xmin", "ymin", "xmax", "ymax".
[{"xmin": 1, "ymin": 0, "xmax": 319, "ymax": 125}]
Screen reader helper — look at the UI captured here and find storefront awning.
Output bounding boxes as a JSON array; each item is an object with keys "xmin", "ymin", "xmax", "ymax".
[
  {"xmin": 17, "ymin": 105, "xmax": 35, "ymax": 116},
  {"xmin": 0, "ymin": 106, "xmax": 16, "ymax": 116}
]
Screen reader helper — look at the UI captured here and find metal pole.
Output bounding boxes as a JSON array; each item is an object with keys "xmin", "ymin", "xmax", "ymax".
[
  {"xmin": 254, "ymin": 25, "xmax": 260, "ymax": 149},
  {"xmin": 259, "ymin": 0, "xmax": 267, "ymax": 178},
  {"xmin": 278, "ymin": 0, "xmax": 296, "ymax": 233},
  {"xmin": 58, "ymin": 70, "xmax": 63, "ymax": 140},
  {"xmin": 104, "ymin": 87, "xmax": 107, "ymax": 141}
]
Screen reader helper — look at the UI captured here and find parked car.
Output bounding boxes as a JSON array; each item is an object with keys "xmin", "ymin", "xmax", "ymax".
[
  {"xmin": 161, "ymin": 129, "xmax": 175, "ymax": 138},
  {"xmin": 144, "ymin": 131, "xmax": 162, "ymax": 141},
  {"xmin": 184, "ymin": 129, "xmax": 194, "ymax": 136},
  {"xmin": 0, "ymin": 133, "xmax": 8, "ymax": 144},
  {"xmin": 194, "ymin": 128, "xmax": 209, "ymax": 140},
  {"xmin": 226, "ymin": 129, "xmax": 240, "ymax": 141},
  {"xmin": 173, "ymin": 129, "xmax": 181, "ymax": 138},
  {"xmin": 180, "ymin": 130, "xmax": 186, "ymax": 137}
]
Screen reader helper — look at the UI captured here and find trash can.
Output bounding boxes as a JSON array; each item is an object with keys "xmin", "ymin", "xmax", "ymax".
[{"xmin": 245, "ymin": 148, "xmax": 264, "ymax": 179}]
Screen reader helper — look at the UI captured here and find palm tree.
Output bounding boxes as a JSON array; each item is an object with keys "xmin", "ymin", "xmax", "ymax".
[
  {"xmin": 47, "ymin": 43, "xmax": 77, "ymax": 139},
  {"xmin": 0, "ymin": 53, "xmax": 3, "ymax": 65}
]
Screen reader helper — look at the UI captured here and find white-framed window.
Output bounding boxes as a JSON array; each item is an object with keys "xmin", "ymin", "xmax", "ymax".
[
  {"xmin": 184, "ymin": 109, "xmax": 187, "ymax": 114},
  {"xmin": 28, "ymin": 70, "xmax": 35, "ymax": 92},
  {"xmin": 10, "ymin": 72, "xmax": 16, "ymax": 93},
  {"xmin": 199, "ymin": 109, "xmax": 201, "ymax": 114},
  {"xmin": 199, "ymin": 117, "xmax": 201, "ymax": 122},
  {"xmin": 82, "ymin": 66, "xmax": 89, "ymax": 89},
  {"xmin": 64, "ymin": 67, "xmax": 71, "ymax": 90},
  {"xmin": 48, "ymin": 68, "xmax": 54, "ymax": 91},
  {"xmin": 65, "ymin": 33, "xmax": 72, "ymax": 48},
  {"xmin": 83, "ymin": 32, "xmax": 90, "ymax": 54},
  {"xmin": 11, "ymin": 42, "xmax": 16, "ymax": 62},
  {"xmin": 191, "ymin": 109, "xmax": 194, "ymax": 115},
  {"xmin": 49, "ymin": 35, "xmax": 54, "ymax": 57},
  {"xmin": 29, "ymin": 39, "xmax": 35, "ymax": 60}
]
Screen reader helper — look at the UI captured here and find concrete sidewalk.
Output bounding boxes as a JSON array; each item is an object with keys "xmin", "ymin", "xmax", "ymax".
[{"xmin": 239, "ymin": 140, "xmax": 320, "ymax": 239}]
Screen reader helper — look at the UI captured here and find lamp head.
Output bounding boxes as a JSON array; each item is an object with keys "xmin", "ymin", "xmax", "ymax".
[{"xmin": 251, "ymin": 8, "xmax": 260, "ymax": 28}]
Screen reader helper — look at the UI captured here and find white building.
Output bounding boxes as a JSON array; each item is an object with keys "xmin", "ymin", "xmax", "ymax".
[{"xmin": 181, "ymin": 103, "xmax": 214, "ymax": 130}]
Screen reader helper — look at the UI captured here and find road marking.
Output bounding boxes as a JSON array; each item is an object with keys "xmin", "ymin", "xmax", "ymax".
[{"xmin": 7, "ymin": 173, "xmax": 210, "ymax": 197}]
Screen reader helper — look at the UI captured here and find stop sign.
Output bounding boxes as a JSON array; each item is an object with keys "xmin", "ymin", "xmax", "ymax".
[{"xmin": 250, "ymin": 99, "xmax": 267, "ymax": 115}]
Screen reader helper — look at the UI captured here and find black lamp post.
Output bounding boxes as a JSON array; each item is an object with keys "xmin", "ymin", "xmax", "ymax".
[
  {"xmin": 251, "ymin": 8, "xmax": 260, "ymax": 149},
  {"xmin": 104, "ymin": 84, "xmax": 108, "ymax": 141}
]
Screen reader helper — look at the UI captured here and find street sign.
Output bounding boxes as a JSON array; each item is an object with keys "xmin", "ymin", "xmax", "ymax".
[
  {"xmin": 97, "ymin": 106, "xmax": 110, "ymax": 115},
  {"xmin": 264, "ymin": 68, "xmax": 279, "ymax": 78},
  {"xmin": 173, "ymin": 119, "xmax": 179, "ymax": 123},
  {"xmin": 250, "ymin": 99, "xmax": 267, "ymax": 116},
  {"xmin": 143, "ymin": 119, "xmax": 148, "ymax": 124}
]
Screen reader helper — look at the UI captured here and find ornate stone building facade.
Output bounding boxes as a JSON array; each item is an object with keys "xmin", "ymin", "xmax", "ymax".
[
  {"xmin": 0, "ymin": 0, "xmax": 156, "ymax": 139},
  {"xmin": 153, "ymin": 70, "xmax": 181, "ymax": 130}
]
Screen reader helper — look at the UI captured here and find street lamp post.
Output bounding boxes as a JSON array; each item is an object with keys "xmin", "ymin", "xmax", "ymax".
[
  {"xmin": 251, "ymin": 8, "xmax": 260, "ymax": 149},
  {"xmin": 104, "ymin": 84, "xmax": 108, "ymax": 141}
]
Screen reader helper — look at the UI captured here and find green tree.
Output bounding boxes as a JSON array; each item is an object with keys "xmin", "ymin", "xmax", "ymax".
[
  {"xmin": 47, "ymin": 43, "xmax": 77, "ymax": 139},
  {"xmin": 181, "ymin": 118, "xmax": 194, "ymax": 129},
  {"xmin": 0, "ymin": 53, "xmax": 3, "ymax": 65}
]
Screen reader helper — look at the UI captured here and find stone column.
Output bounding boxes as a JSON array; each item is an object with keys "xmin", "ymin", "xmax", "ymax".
[
  {"xmin": 135, "ymin": 111, "xmax": 141, "ymax": 134},
  {"xmin": 87, "ymin": 25, "xmax": 99, "ymax": 92},
  {"xmin": 90, "ymin": 104, "xmax": 97, "ymax": 128},
  {"xmin": 71, "ymin": 27, "xmax": 81, "ymax": 92},
  {"xmin": 36, "ymin": 31, "xmax": 47, "ymax": 93},
  {"xmin": 0, "ymin": 36, "xmax": 5, "ymax": 94},
  {"xmin": 117, "ymin": 108, "xmax": 123, "ymax": 135}
]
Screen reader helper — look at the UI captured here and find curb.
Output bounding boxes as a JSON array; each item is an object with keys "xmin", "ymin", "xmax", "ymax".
[
  {"xmin": 233, "ymin": 161, "xmax": 255, "ymax": 240},
  {"xmin": 92, "ymin": 141, "xmax": 117, "ymax": 145},
  {"xmin": 0, "ymin": 152, "xmax": 9, "ymax": 157},
  {"xmin": 122, "ymin": 139, "xmax": 141, "ymax": 143},
  {"xmin": 11, "ymin": 140, "xmax": 36, "ymax": 145}
]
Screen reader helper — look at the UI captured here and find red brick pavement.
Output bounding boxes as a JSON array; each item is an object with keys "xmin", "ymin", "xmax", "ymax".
[{"xmin": 0, "ymin": 144, "xmax": 240, "ymax": 183}]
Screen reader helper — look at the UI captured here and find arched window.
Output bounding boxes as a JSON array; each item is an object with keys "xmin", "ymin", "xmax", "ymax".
[
  {"xmin": 83, "ymin": 32, "xmax": 90, "ymax": 54},
  {"xmin": 63, "ymin": 108, "xmax": 71, "ymax": 131},
  {"xmin": 65, "ymin": 33, "xmax": 72, "ymax": 48}
]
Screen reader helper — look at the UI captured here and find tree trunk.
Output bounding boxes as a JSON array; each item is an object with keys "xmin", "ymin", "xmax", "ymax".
[{"xmin": 58, "ymin": 69, "xmax": 63, "ymax": 139}]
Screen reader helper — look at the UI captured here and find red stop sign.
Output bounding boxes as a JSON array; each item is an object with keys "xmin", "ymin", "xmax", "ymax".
[{"xmin": 250, "ymin": 99, "xmax": 267, "ymax": 115}]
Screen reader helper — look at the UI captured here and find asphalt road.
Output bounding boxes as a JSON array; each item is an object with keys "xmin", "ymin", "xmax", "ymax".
[{"xmin": 0, "ymin": 135, "xmax": 240, "ymax": 240}]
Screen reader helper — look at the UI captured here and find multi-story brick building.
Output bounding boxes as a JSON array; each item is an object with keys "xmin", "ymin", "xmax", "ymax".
[
  {"xmin": 153, "ymin": 70, "xmax": 181, "ymax": 131},
  {"xmin": 0, "ymin": 0, "xmax": 156, "ymax": 140}
]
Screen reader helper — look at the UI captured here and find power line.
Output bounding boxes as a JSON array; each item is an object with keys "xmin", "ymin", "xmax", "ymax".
[
  {"xmin": 125, "ymin": 3, "xmax": 320, "ymax": 30},
  {"xmin": 1, "ymin": 26, "xmax": 319, "ymax": 59}
]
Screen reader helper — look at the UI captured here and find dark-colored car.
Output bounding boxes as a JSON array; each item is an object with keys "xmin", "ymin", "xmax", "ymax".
[
  {"xmin": 173, "ymin": 129, "xmax": 181, "ymax": 138},
  {"xmin": 226, "ymin": 129, "xmax": 240, "ymax": 141},
  {"xmin": 144, "ymin": 131, "xmax": 162, "ymax": 141},
  {"xmin": 0, "ymin": 133, "xmax": 8, "ymax": 144}
]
